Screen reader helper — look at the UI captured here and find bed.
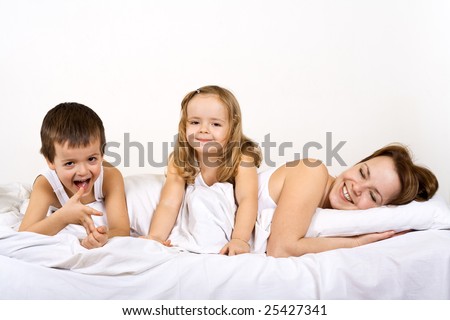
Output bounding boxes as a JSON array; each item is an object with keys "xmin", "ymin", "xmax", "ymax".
[{"xmin": 1, "ymin": 174, "xmax": 450, "ymax": 300}]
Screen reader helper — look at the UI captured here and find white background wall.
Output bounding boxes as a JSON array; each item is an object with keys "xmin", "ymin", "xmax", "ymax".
[{"xmin": 1, "ymin": 0, "xmax": 449, "ymax": 201}]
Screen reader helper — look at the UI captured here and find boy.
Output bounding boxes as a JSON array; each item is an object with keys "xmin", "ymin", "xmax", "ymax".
[{"xmin": 19, "ymin": 102, "xmax": 130, "ymax": 249}]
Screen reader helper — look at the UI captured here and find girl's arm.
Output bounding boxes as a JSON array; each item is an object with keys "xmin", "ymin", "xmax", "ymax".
[
  {"xmin": 266, "ymin": 160, "xmax": 395, "ymax": 257},
  {"xmin": 19, "ymin": 176, "xmax": 101, "ymax": 235},
  {"xmin": 102, "ymin": 166, "xmax": 130, "ymax": 238},
  {"xmin": 220, "ymin": 155, "xmax": 258, "ymax": 255},
  {"xmin": 145, "ymin": 159, "xmax": 186, "ymax": 243}
]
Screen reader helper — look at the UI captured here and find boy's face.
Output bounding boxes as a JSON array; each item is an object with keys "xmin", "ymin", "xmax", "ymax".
[{"xmin": 47, "ymin": 138, "xmax": 103, "ymax": 199}]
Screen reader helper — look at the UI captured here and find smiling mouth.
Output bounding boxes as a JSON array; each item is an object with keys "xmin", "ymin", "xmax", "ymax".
[
  {"xmin": 74, "ymin": 178, "xmax": 91, "ymax": 189},
  {"xmin": 343, "ymin": 184, "xmax": 353, "ymax": 203}
]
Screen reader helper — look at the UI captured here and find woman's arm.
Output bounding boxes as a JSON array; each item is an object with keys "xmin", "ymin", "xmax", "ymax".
[
  {"xmin": 266, "ymin": 159, "xmax": 330, "ymax": 257},
  {"xmin": 266, "ymin": 159, "xmax": 396, "ymax": 257},
  {"xmin": 220, "ymin": 155, "xmax": 258, "ymax": 255},
  {"xmin": 102, "ymin": 166, "xmax": 130, "ymax": 238},
  {"xmin": 145, "ymin": 159, "xmax": 186, "ymax": 243}
]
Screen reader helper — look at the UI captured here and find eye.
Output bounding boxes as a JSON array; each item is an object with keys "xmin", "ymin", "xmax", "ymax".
[
  {"xmin": 188, "ymin": 120, "xmax": 199, "ymax": 125},
  {"xmin": 359, "ymin": 168, "xmax": 366, "ymax": 179},
  {"xmin": 88, "ymin": 157, "xmax": 97, "ymax": 162},
  {"xmin": 64, "ymin": 161, "xmax": 74, "ymax": 167},
  {"xmin": 370, "ymin": 191, "xmax": 377, "ymax": 203},
  {"xmin": 212, "ymin": 122, "xmax": 222, "ymax": 127}
]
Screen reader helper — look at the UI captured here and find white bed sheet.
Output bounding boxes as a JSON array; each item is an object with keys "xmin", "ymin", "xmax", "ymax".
[
  {"xmin": 1, "ymin": 180, "xmax": 450, "ymax": 300},
  {"xmin": 1, "ymin": 225, "xmax": 449, "ymax": 299}
]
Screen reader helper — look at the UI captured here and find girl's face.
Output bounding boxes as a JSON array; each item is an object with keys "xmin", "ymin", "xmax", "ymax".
[
  {"xmin": 328, "ymin": 156, "xmax": 401, "ymax": 210},
  {"xmin": 185, "ymin": 94, "xmax": 230, "ymax": 159},
  {"xmin": 47, "ymin": 138, "xmax": 103, "ymax": 199}
]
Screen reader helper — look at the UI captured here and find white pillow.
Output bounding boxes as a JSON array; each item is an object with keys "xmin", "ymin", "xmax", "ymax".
[
  {"xmin": 306, "ymin": 195, "xmax": 450, "ymax": 237},
  {"xmin": 251, "ymin": 194, "xmax": 450, "ymax": 253},
  {"xmin": 124, "ymin": 174, "xmax": 450, "ymax": 239},
  {"xmin": 124, "ymin": 174, "xmax": 165, "ymax": 237},
  {"xmin": 0, "ymin": 182, "xmax": 31, "ymax": 228}
]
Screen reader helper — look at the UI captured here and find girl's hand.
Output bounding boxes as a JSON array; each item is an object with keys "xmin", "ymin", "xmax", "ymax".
[
  {"xmin": 220, "ymin": 238, "xmax": 250, "ymax": 256},
  {"xmin": 81, "ymin": 225, "xmax": 109, "ymax": 249},
  {"xmin": 60, "ymin": 187, "xmax": 103, "ymax": 234},
  {"xmin": 139, "ymin": 235, "xmax": 173, "ymax": 247}
]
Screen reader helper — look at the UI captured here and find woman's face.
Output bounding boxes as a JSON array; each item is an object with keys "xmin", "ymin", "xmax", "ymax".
[{"xmin": 328, "ymin": 156, "xmax": 401, "ymax": 210}]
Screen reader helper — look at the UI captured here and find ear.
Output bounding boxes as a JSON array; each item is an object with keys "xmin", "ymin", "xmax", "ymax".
[{"xmin": 45, "ymin": 157, "xmax": 56, "ymax": 170}]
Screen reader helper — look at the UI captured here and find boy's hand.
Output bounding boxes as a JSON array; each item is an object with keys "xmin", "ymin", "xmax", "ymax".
[
  {"xmin": 81, "ymin": 225, "xmax": 109, "ymax": 249},
  {"xmin": 60, "ymin": 187, "xmax": 103, "ymax": 234},
  {"xmin": 219, "ymin": 238, "xmax": 250, "ymax": 256}
]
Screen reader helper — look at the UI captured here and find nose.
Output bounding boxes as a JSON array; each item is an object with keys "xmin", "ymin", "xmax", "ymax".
[
  {"xmin": 199, "ymin": 122, "xmax": 209, "ymax": 133},
  {"xmin": 77, "ymin": 163, "xmax": 88, "ymax": 176},
  {"xmin": 352, "ymin": 180, "xmax": 369, "ymax": 196}
]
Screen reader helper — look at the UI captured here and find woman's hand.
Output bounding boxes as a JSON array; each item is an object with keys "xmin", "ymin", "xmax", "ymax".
[{"xmin": 352, "ymin": 230, "xmax": 397, "ymax": 247}]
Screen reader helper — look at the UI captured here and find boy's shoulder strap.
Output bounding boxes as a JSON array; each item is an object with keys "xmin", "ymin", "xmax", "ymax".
[
  {"xmin": 94, "ymin": 165, "xmax": 104, "ymax": 201},
  {"xmin": 39, "ymin": 167, "xmax": 70, "ymax": 205}
]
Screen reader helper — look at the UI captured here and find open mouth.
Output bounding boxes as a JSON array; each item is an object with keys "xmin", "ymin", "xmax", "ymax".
[
  {"xmin": 343, "ymin": 184, "xmax": 353, "ymax": 203},
  {"xmin": 74, "ymin": 178, "xmax": 91, "ymax": 190}
]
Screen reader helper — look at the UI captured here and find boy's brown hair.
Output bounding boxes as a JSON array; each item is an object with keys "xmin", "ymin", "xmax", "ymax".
[{"xmin": 40, "ymin": 102, "xmax": 106, "ymax": 163}]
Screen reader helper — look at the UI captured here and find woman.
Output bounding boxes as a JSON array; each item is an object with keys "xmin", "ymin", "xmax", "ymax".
[{"xmin": 260, "ymin": 144, "xmax": 439, "ymax": 257}]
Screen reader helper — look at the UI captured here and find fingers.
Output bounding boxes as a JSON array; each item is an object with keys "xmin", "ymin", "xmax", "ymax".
[
  {"xmin": 88, "ymin": 207, "xmax": 103, "ymax": 217},
  {"xmin": 378, "ymin": 230, "xmax": 396, "ymax": 240},
  {"xmin": 356, "ymin": 230, "xmax": 396, "ymax": 246},
  {"xmin": 162, "ymin": 239, "xmax": 172, "ymax": 247},
  {"xmin": 81, "ymin": 227, "xmax": 108, "ymax": 249},
  {"xmin": 219, "ymin": 244, "xmax": 229, "ymax": 255},
  {"xmin": 96, "ymin": 225, "xmax": 108, "ymax": 234},
  {"xmin": 71, "ymin": 187, "xmax": 85, "ymax": 201},
  {"xmin": 82, "ymin": 216, "xmax": 96, "ymax": 235},
  {"xmin": 392, "ymin": 230, "xmax": 412, "ymax": 237}
]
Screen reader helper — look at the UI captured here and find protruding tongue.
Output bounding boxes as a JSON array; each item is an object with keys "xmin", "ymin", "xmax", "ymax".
[{"xmin": 75, "ymin": 180, "xmax": 89, "ymax": 189}]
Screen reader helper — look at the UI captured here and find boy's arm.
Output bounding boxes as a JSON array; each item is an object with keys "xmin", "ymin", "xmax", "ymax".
[
  {"xmin": 19, "ymin": 175, "xmax": 69, "ymax": 235},
  {"xmin": 102, "ymin": 166, "xmax": 130, "ymax": 238},
  {"xmin": 19, "ymin": 176, "xmax": 101, "ymax": 235},
  {"xmin": 220, "ymin": 156, "xmax": 258, "ymax": 255},
  {"xmin": 145, "ymin": 159, "xmax": 185, "ymax": 243}
]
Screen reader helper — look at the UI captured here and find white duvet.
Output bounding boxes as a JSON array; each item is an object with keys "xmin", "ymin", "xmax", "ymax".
[
  {"xmin": 1, "ymin": 224, "xmax": 449, "ymax": 299},
  {"xmin": 1, "ymin": 176, "xmax": 450, "ymax": 299}
]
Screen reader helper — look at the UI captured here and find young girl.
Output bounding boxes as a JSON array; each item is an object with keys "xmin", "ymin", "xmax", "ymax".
[
  {"xmin": 144, "ymin": 85, "xmax": 261, "ymax": 255},
  {"xmin": 19, "ymin": 103, "xmax": 130, "ymax": 249}
]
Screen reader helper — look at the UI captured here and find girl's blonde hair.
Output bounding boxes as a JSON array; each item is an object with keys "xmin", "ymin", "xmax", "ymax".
[{"xmin": 173, "ymin": 85, "xmax": 261, "ymax": 185}]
